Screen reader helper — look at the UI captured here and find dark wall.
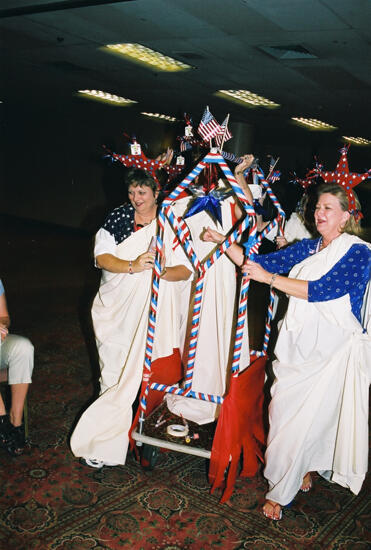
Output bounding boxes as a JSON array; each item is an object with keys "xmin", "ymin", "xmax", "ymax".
[
  {"xmin": 0, "ymin": 97, "xmax": 174, "ymax": 233},
  {"xmin": 1, "ymin": 97, "xmax": 370, "ymax": 232}
]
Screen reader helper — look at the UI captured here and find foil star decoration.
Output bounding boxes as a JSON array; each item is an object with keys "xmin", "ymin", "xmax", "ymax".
[
  {"xmin": 310, "ymin": 145, "xmax": 371, "ymax": 216},
  {"xmin": 184, "ymin": 188, "xmax": 231, "ymax": 224},
  {"xmin": 103, "ymin": 146, "xmax": 165, "ymax": 184},
  {"xmin": 184, "ymin": 164, "xmax": 231, "ymax": 224}
]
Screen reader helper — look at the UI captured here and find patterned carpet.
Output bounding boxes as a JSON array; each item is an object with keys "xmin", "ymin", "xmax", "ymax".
[{"xmin": 0, "ymin": 216, "xmax": 369, "ymax": 550}]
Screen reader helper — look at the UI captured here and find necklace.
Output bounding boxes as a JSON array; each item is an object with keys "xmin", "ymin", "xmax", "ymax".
[
  {"xmin": 318, "ymin": 236, "xmax": 335, "ymax": 251},
  {"xmin": 135, "ymin": 214, "xmax": 155, "ymax": 226},
  {"xmin": 134, "ymin": 213, "xmax": 155, "ymax": 230}
]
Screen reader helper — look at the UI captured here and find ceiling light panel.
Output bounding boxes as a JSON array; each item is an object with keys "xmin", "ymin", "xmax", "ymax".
[
  {"xmin": 141, "ymin": 112, "xmax": 177, "ymax": 122},
  {"xmin": 343, "ymin": 136, "xmax": 371, "ymax": 146},
  {"xmin": 77, "ymin": 90, "xmax": 137, "ymax": 105},
  {"xmin": 291, "ymin": 117, "xmax": 337, "ymax": 130},
  {"xmin": 217, "ymin": 89, "xmax": 280, "ymax": 107},
  {"xmin": 104, "ymin": 43, "xmax": 192, "ymax": 72},
  {"xmin": 259, "ymin": 44, "xmax": 317, "ymax": 60}
]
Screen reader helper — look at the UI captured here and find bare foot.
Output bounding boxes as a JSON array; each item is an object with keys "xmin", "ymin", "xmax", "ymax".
[
  {"xmin": 262, "ymin": 499, "xmax": 282, "ymax": 520},
  {"xmin": 300, "ymin": 472, "xmax": 312, "ymax": 492}
]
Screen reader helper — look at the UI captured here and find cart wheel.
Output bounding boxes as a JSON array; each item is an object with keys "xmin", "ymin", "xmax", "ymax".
[{"xmin": 140, "ymin": 443, "xmax": 159, "ymax": 470}]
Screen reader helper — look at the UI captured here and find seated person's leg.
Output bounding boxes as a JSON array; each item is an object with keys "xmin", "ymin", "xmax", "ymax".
[
  {"xmin": 0, "ymin": 392, "xmax": 11, "ymax": 443},
  {"xmin": 5, "ymin": 334, "xmax": 34, "ymax": 427},
  {"xmin": 0, "ymin": 334, "xmax": 34, "ymax": 456}
]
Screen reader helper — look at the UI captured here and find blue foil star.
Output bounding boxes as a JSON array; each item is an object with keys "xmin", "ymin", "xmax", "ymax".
[{"xmin": 184, "ymin": 189, "xmax": 231, "ymax": 224}]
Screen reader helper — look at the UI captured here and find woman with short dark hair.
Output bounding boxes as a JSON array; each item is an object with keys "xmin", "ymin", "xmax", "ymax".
[{"xmin": 71, "ymin": 168, "xmax": 192, "ymax": 469}]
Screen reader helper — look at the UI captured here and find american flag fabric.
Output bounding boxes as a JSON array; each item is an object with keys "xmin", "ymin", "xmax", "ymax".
[
  {"xmin": 197, "ymin": 107, "xmax": 221, "ymax": 141},
  {"xmin": 215, "ymin": 117, "xmax": 232, "ymax": 147}
]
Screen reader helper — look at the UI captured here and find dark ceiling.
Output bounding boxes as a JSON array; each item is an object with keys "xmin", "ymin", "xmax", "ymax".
[{"xmin": 1, "ymin": 0, "xmax": 370, "ymax": 143}]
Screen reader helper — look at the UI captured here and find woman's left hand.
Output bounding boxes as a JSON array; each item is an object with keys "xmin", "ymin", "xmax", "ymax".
[
  {"xmin": 0, "ymin": 323, "xmax": 8, "ymax": 341},
  {"xmin": 242, "ymin": 259, "xmax": 271, "ymax": 284},
  {"xmin": 235, "ymin": 154, "xmax": 254, "ymax": 176},
  {"xmin": 157, "ymin": 148, "xmax": 174, "ymax": 165},
  {"xmin": 201, "ymin": 226, "xmax": 224, "ymax": 244}
]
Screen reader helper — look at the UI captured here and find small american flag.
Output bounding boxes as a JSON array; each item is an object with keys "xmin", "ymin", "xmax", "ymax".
[
  {"xmin": 215, "ymin": 116, "xmax": 232, "ymax": 147},
  {"xmin": 267, "ymin": 156, "xmax": 280, "ymax": 182},
  {"xmin": 197, "ymin": 107, "xmax": 221, "ymax": 141},
  {"xmin": 269, "ymin": 170, "xmax": 281, "ymax": 183}
]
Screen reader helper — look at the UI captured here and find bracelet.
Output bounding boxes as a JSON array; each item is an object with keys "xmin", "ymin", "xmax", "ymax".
[
  {"xmin": 159, "ymin": 266, "xmax": 167, "ymax": 278},
  {"xmin": 269, "ymin": 273, "xmax": 277, "ymax": 289},
  {"xmin": 235, "ymin": 171, "xmax": 243, "ymax": 175},
  {"xmin": 128, "ymin": 260, "xmax": 133, "ymax": 275}
]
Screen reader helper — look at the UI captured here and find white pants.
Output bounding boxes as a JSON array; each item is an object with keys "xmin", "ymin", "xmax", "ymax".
[{"xmin": 0, "ymin": 334, "xmax": 34, "ymax": 384}]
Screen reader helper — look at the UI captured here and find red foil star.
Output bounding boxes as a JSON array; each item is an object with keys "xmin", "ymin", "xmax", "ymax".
[
  {"xmin": 312, "ymin": 146, "xmax": 370, "ymax": 217},
  {"xmin": 110, "ymin": 151, "xmax": 165, "ymax": 184}
]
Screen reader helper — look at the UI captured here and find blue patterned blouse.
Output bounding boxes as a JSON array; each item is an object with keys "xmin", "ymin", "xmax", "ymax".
[{"xmin": 247, "ymin": 238, "xmax": 371, "ymax": 323}]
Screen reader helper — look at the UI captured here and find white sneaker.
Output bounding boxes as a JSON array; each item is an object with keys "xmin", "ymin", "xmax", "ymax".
[{"xmin": 80, "ymin": 458, "xmax": 119, "ymax": 469}]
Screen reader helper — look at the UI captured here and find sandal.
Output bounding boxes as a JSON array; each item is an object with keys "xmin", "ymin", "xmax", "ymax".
[
  {"xmin": 263, "ymin": 500, "xmax": 283, "ymax": 521},
  {"xmin": 300, "ymin": 473, "xmax": 312, "ymax": 493}
]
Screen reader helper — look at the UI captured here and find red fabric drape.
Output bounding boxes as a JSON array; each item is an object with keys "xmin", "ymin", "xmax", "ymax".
[
  {"xmin": 129, "ymin": 349, "xmax": 183, "ymax": 447},
  {"xmin": 209, "ymin": 354, "xmax": 267, "ymax": 503}
]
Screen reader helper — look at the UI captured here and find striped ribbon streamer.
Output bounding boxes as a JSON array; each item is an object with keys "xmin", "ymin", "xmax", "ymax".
[
  {"xmin": 255, "ymin": 170, "xmax": 286, "ymax": 236},
  {"xmin": 149, "ymin": 383, "xmax": 224, "ymax": 404},
  {"xmin": 203, "ymin": 218, "xmax": 250, "ymax": 273},
  {"xmin": 183, "ymin": 273, "xmax": 205, "ymax": 390},
  {"xmin": 161, "ymin": 161, "xmax": 207, "ymax": 206},
  {"xmin": 164, "ymin": 206, "xmax": 201, "ymax": 273},
  {"xmin": 138, "ymin": 212, "xmax": 166, "ymax": 420},
  {"xmin": 246, "ymin": 172, "xmax": 285, "ymax": 358},
  {"xmin": 262, "ymin": 287, "xmax": 276, "ymax": 353},
  {"xmin": 212, "ymin": 155, "xmax": 258, "ymax": 377},
  {"xmin": 138, "ymin": 159, "xmax": 209, "ymax": 421}
]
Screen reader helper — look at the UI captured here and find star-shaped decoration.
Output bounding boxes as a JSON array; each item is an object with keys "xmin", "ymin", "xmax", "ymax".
[
  {"xmin": 111, "ymin": 152, "xmax": 165, "ymax": 183},
  {"xmin": 103, "ymin": 146, "xmax": 165, "ymax": 184},
  {"xmin": 183, "ymin": 187, "xmax": 231, "ymax": 224},
  {"xmin": 184, "ymin": 163, "xmax": 231, "ymax": 224},
  {"xmin": 312, "ymin": 145, "xmax": 371, "ymax": 214}
]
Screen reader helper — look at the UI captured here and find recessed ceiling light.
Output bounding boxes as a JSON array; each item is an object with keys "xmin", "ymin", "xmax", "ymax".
[
  {"xmin": 141, "ymin": 112, "xmax": 177, "ymax": 122},
  {"xmin": 291, "ymin": 117, "xmax": 337, "ymax": 130},
  {"xmin": 259, "ymin": 44, "xmax": 317, "ymax": 60},
  {"xmin": 104, "ymin": 43, "xmax": 192, "ymax": 72},
  {"xmin": 343, "ymin": 136, "xmax": 371, "ymax": 146},
  {"xmin": 216, "ymin": 89, "xmax": 280, "ymax": 107},
  {"xmin": 77, "ymin": 90, "xmax": 137, "ymax": 105}
]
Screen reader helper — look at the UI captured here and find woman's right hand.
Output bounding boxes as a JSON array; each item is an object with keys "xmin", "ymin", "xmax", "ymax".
[
  {"xmin": 133, "ymin": 251, "xmax": 156, "ymax": 272},
  {"xmin": 202, "ymin": 227, "xmax": 225, "ymax": 244}
]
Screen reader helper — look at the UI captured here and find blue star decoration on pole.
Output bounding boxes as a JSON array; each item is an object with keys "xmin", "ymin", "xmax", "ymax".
[
  {"xmin": 184, "ymin": 187, "xmax": 231, "ymax": 224},
  {"xmin": 183, "ymin": 162, "xmax": 232, "ymax": 224}
]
